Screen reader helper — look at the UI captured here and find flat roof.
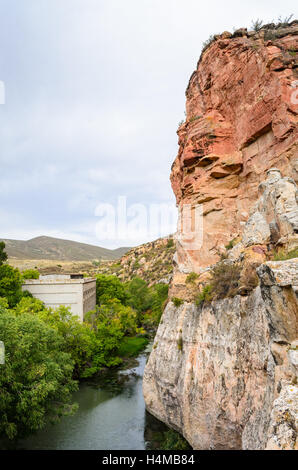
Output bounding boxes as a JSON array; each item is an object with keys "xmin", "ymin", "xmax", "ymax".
[{"xmin": 23, "ymin": 277, "xmax": 96, "ymax": 285}]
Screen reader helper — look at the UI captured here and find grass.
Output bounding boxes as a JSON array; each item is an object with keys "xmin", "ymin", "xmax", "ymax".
[
  {"xmin": 177, "ymin": 336, "xmax": 183, "ymax": 351},
  {"xmin": 172, "ymin": 297, "xmax": 184, "ymax": 307},
  {"xmin": 117, "ymin": 336, "xmax": 149, "ymax": 358},
  {"xmin": 225, "ymin": 237, "xmax": 238, "ymax": 251},
  {"xmin": 273, "ymin": 248, "xmax": 298, "ymax": 261}
]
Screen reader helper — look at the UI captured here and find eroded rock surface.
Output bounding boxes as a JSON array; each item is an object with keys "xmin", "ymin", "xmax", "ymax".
[
  {"xmin": 143, "ymin": 258, "xmax": 297, "ymax": 449},
  {"xmin": 171, "ymin": 22, "xmax": 298, "ymax": 271},
  {"xmin": 144, "ymin": 23, "xmax": 298, "ymax": 450}
]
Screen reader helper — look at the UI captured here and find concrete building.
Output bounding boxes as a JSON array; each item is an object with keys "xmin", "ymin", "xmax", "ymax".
[{"xmin": 22, "ymin": 274, "xmax": 96, "ymax": 322}]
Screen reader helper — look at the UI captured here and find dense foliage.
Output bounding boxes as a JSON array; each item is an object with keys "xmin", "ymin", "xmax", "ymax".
[
  {"xmin": 0, "ymin": 264, "xmax": 23, "ymax": 307},
  {"xmin": 96, "ymin": 274, "xmax": 129, "ymax": 305},
  {"xmin": 21, "ymin": 269, "xmax": 40, "ymax": 280},
  {"xmin": 0, "ymin": 242, "xmax": 8, "ymax": 266},
  {"xmin": 0, "ymin": 307, "xmax": 77, "ymax": 440},
  {"xmin": 0, "ymin": 242, "xmax": 168, "ymax": 440}
]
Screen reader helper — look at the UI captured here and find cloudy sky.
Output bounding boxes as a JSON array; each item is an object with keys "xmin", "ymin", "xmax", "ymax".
[{"xmin": 0, "ymin": 0, "xmax": 295, "ymax": 248}]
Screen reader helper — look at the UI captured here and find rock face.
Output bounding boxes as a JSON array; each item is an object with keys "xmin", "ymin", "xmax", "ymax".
[
  {"xmin": 143, "ymin": 268, "xmax": 297, "ymax": 449},
  {"xmin": 171, "ymin": 22, "xmax": 298, "ymax": 271},
  {"xmin": 144, "ymin": 254, "xmax": 298, "ymax": 450},
  {"xmin": 143, "ymin": 23, "xmax": 298, "ymax": 450}
]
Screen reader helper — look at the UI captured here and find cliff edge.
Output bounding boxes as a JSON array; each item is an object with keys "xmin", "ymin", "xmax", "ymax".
[{"xmin": 143, "ymin": 22, "xmax": 298, "ymax": 450}]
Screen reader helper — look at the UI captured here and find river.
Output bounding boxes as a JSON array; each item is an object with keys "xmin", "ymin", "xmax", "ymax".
[{"xmin": 11, "ymin": 350, "xmax": 169, "ymax": 450}]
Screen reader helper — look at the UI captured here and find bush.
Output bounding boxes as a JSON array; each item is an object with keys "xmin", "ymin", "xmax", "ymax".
[
  {"xmin": 21, "ymin": 269, "xmax": 40, "ymax": 280},
  {"xmin": 85, "ymin": 300, "xmax": 142, "ymax": 371},
  {"xmin": 160, "ymin": 429, "xmax": 191, "ymax": 450},
  {"xmin": 172, "ymin": 297, "xmax": 184, "ymax": 307},
  {"xmin": 126, "ymin": 278, "xmax": 168, "ymax": 327},
  {"xmin": 251, "ymin": 19, "xmax": 263, "ymax": 31},
  {"xmin": 210, "ymin": 262, "xmax": 241, "ymax": 300},
  {"xmin": 225, "ymin": 238, "xmax": 237, "ymax": 251},
  {"xmin": 166, "ymin": 238, "xmax": 174, "ymax": 248},
  {"xmin": 0, "ymin": 309, "xmax": 78, "ymax": 440},
  {"xmin": 186, "ymin": 272, "xmax": 199, "ymax": 284},
  {"xmin": 177, "ymin": 336, "xmax": 183, "ymax": 351},
  {"xmin": 0, "ymin": 264, "xmax": 23, "ymax": 307},
  {"xmin": 202, "ymin": 34, "xmax": 217, "ymax": 52},
  {"xmin": 126, "ymin": 277, "xmax": 150, "ymax": 319},
  {"xmin": 96, "ymin": 274, "xmax": 129, "ymax": 305},
  {"xmin": 195, "ymin": 284, "xmax": 213, "ymax": 306},
  {"xmin": 0, "ymin": 242, "xmax": 8, "ymax": 266}
]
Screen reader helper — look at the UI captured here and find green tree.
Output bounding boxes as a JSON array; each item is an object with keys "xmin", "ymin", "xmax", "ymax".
[
  {"xmin": 96, "ymin": 274, "xmax": 129, "ymax": 305},
  {"xmin": 126, "ymin": 277, "xmax": 151, "ymax": 321},
  {"xmin": 21, "ymin": 269, "xmax": 40, "ymax": 280},
  {"xmin": 0, "ymin": 309, "xmax": 78, "ymax": 440},
  {"xmin": 14, "ymin": 298, "xmax": 98, "ymax": 379},
  {"xmin": 85, "ymin": 300, "xmax": 140, "ymax": 369},
  {"xmin": 0, "ymin": 242, "xmax": 8, "ymax": 266},
  {"xmin": 0, "ymin": 264, "xmax": 23, "ymax": 307}
]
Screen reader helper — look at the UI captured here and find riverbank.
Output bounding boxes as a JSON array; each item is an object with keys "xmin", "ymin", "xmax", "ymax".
[{"xmin": 1, "ymin": 344, "xmax": 190, "ymax": 450}]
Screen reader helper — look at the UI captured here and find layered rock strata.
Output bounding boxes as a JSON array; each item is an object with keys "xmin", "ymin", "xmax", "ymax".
[
  {"xmin": 171, "ymin": 22, "xmax": 298, "ymax": 272},
  {"xmin": 144, "ymin": 22, "xmax": 298, "ymax": 450}
]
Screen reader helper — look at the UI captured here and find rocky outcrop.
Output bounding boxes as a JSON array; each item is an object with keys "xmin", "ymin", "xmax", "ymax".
[
  {"xmin": 143, "ymin": 256, "xmax": 297, "ymax": 450},
  {"xmin": 96, "ymin": 237, "xmax": 175, "ymax": 285},
  {"xmin": 144, "ymin": 172, "xmax": 298, "ymax": 450},
  {"xmin": 171, "ymin": 22, "xmax": 298, "ymax": 272},
  {"xmin": 143, "ymin": 23, "xmax": 298, "ymax": 449}
]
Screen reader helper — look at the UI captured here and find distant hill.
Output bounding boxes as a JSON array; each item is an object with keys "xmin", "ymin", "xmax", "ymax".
[{"xmin": 1, "ymin": 236, "xmax": 130, "ymax": 261}]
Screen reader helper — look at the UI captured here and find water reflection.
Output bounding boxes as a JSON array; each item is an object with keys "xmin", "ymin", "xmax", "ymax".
[{"xmin": 7, "ymin": 353, "xmax": 167, "ymax": 450}]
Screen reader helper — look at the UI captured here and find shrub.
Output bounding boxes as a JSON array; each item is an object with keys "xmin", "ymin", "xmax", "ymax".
[
  {"xmin": 186, "ymin": 272, "xmax": 199, "ymax": 284},
  {"xmin": 172, "ymin": 297, "xmax": 184, "ymax": 307},
  {"xmin": 210, "ymin": 262, "xmax": 241, "ymax": 300},
  {"xmin": 195, "ymin": 284, "xmax": 213, "ymax": 306},
  {"xmin": 166, "ymin": 238, "xmax": 174, "ymax": 248},
  {"xmin": 21, "ymin": 269, "xmax": 40, "ymax": 280},
  {"xmin": 160, "ymin": 429, "xmax": 191, "ymax": 450},
  {"xmin": 251, "ymin": 19, "xmax": 263, "ymax": 31},
  {"xmin": 0, "ymin": 264, "xmax": 23, "ymax": 307},
  {"xmin": 132, "ymin": 260, "xmax": 141, "ymax": 270},
  {"xmin": 177, "ymin": 336, "xmax": 183, "ymax": 351},
  {"xmin": 277, "ymin": 14, "xmax": 293, "ymax": 26},
  {"xmin": 202, "ymin": 34, "xmax": 217, "ymax": 52},
  {"xmin": 189, "ymin": 115, "xmax": 202, "ymax": 122},
  {"xmin": 225, "ymin": 238, "xmax": 237, "ymax": 251},
  {"xmin": 96, "ymin": 274, "xmax": 129, "ymax": 305},
  {"xmin": 0, "ymin": 242, "xmax": 8, "ymax": 266}
]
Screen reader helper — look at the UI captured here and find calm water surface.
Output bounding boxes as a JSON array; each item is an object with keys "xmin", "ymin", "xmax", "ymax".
[{"xmin": 14, "ymin": 352, "xmax": 166, "ymax": 450}]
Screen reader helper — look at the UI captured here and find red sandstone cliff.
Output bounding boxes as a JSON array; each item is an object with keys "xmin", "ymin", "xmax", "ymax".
[
  {"xmin": 171, "ymin": 22, "xmax": 298, "ymax": 272},
  {"xmin": 144, "ymin": 22, "xmax": 298, "ymax": 450}
]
